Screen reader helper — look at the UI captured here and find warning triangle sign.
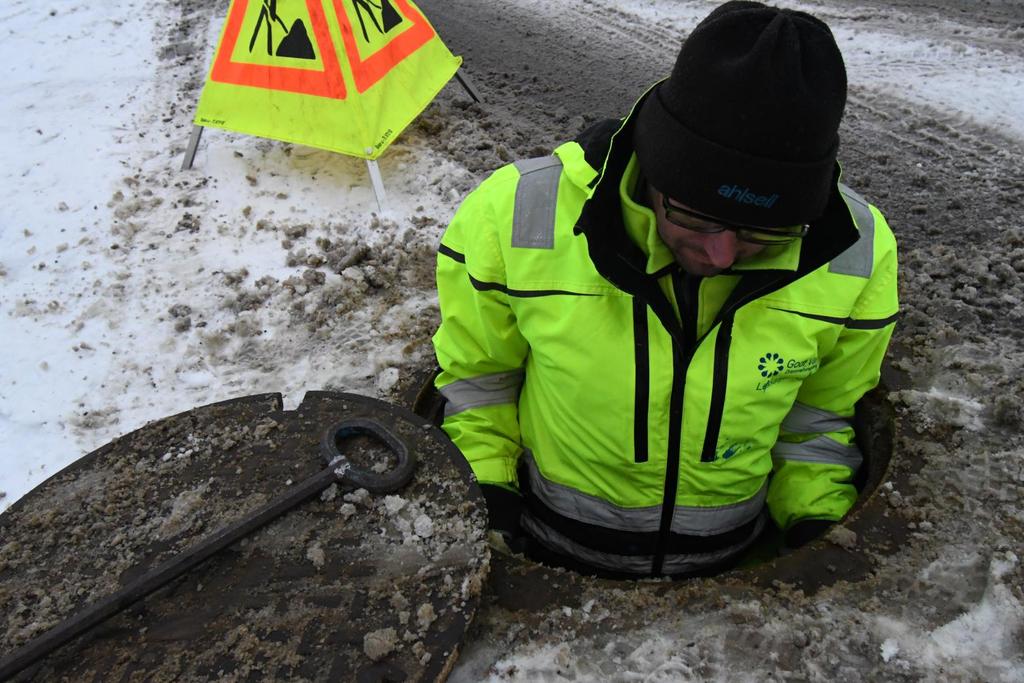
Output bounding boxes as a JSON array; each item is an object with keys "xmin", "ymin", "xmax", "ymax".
[{"xmin": 193, "ymin": 0, "xmax": 461, "ymax": 159}]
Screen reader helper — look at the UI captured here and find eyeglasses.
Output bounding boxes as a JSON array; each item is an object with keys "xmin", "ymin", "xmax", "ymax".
[{"xmin": 661, "ymin": 194, "xmax": 809, "ymax": 246}]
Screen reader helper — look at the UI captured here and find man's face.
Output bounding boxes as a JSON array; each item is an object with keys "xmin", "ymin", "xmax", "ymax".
[{"xmin": 649, "ymin": 186, "xmax": 766, "ymax": 277}]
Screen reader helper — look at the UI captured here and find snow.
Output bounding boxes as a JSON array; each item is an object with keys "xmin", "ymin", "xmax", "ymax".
[
  {"xmin": 1, "ymin": 0, "xmax": 157, "ymax": 507},
  {"xmin": 3, "ymin": 0, "xmax": 1024, "ymax": 680},
  {"xmin": 873, "ymin": 552, "xmax": 1024, "ymax": 681},
  {"xmin": 825, "ymin": 7, "xmax": 1024, "ymax": 140},
  {"xmin": 880, "ymin": 638, "xmax": 900, "ymax": 663}
]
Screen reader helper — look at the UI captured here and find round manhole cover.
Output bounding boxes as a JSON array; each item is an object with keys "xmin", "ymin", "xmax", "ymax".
[{"xmin": 0, "ymin": 392, "xmax": 488, "ymax": 682}]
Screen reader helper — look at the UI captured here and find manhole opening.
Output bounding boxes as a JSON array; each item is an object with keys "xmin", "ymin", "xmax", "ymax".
[{"xmin": 728, "ymin": 380, "xmax": 896, "ymax": 572}]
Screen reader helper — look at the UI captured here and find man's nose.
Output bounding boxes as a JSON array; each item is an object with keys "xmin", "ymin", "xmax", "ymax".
[{"xmin": 704, "ymin": 230, "xmax": 739, "ymax": 268}]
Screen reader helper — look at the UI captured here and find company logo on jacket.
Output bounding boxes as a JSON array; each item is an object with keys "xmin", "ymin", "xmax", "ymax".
[
  {"xmin": 755, "ymin": 354, "xmax": 820, "ymax": 392},
  {"xmin": 718, "ymin": 184, "xmax": 779, "ymax": 208},
  {"xmin": 758, "ymin": 352, "xmax": 784, "ymax": 378}
]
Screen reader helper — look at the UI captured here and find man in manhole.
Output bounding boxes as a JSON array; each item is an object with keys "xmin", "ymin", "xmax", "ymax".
[{"xmin": 432, "ymin": 1, "xmax": 899, "ymax": 578}]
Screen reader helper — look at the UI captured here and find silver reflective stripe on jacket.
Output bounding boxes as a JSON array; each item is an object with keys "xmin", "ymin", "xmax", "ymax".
[
  {"xmin": 521, "ymin": 509, "xmax": 765, "ymax": 575},
  {"xmin": 829, "ymin": 184, "xmax": 875, "ymax": 278},
  {"xmin": 440, "ymin": 369, "xmax": 525, "ymax": 417},
  {"xmin": 772, "ymin": 435, "xmax": 863, "ymax": 470},
  {"xmin": 511, "ymin": 157, "xmax": 563, "ymax": 249},
  {"xmin": 781, "ymin": 401, "xmax": 854, "ymax": 435},
  {"xmin": 524, "ymin": 451, "xmax": 764, "ymax": 536}
]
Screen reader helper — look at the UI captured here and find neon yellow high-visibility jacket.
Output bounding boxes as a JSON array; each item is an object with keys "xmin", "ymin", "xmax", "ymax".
[{"xmin": 432, "ymin": 105, "xmax": 899, "ymax": 577}]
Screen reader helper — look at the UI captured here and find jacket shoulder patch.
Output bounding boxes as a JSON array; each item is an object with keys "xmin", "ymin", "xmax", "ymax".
[
  {"xmin": 829, "ymin": 184, "xmax": 875, "ymax": 279},
  {"xmin": 512, "ymin": 156, "xmax": 563, "ymax": 250}
]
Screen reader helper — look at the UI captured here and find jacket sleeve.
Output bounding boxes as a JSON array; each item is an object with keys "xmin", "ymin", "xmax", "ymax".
[
  {"xmin": 432, "ymin": 172, "xmax": 530, "ymax": 489},
  {"xmin": 766, "ymin": 206, "xmax": 899, "ymax": 532}
]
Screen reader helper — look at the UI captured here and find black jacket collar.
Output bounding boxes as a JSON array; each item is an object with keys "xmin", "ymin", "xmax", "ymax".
[{"xmin": 572, "ymin": 91, "xmax": 861, "ymax": 314}]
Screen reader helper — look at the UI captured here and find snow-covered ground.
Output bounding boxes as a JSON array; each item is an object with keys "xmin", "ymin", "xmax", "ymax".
[
  {"xmin": 1, "ymin": 0, "xmax": 475, "ymax": 509},
  {"xmin": 2, "ymin": 0, "xmax": 1023, "ymax": 680}
]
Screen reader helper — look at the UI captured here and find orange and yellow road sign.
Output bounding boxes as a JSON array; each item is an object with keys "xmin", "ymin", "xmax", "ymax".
[{"xmin": 193, "ymin": 0, "xmax": 461, "ymax": 159}]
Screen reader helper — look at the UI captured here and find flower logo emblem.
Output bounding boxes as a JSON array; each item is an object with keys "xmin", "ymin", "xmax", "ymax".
[{"xmin": 758, "ymin": 352, "xmax": 784, "ymax": 378}]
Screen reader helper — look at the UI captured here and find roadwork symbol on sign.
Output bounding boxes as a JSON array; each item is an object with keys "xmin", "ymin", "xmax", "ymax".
[
  {"xmin": 352, "ymin": 0, "xmax": 403, "ymax": 42},
  {"xmin": 210, "ymin": 0, "xmax": 345, "ymax": 99},
  {"xmin": 248, "ymin": 0, "xmax": 316, "ymax": 59},
  {"xmin": 209, "ymin": 0, "xmax": 438, "ymax": 100}
]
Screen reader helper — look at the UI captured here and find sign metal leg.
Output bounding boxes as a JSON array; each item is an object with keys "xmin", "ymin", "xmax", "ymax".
[
  {"xmin": 455, "ymin": 70, "xmax": 483, "ymax": 104},
  {"xmin": 366, "ymin": 159, "xmax": 387, "ymax": 213},
  {"xmin": 181, "ymin": 125, "xmax": 205, "ymax": 171}
]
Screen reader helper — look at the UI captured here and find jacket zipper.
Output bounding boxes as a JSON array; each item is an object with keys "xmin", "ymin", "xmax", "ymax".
[
  {"xmin": 645, "ymin": 272, "xmax": 785, "ymax": 572},
  {"xmin": 700, "ymin": 317, "xmax": 734, "ymax": 462},
  {"xmin": 631, "ymin": 298, "xmax": 649, "ymax": 463},
  {"xmin": 650, "ymin": 272, "xmax": 701, "ymax": 573},
  {"xmin": 652, "ymin": 343, "xmax": 685, "ymax": 575}
]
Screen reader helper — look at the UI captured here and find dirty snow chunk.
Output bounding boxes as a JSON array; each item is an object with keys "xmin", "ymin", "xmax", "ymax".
[
  {"xmin": 414, "ymin": 514, "xmax": 434, "ymax": 538},
  {"xmin": 339, "ymin": 503, "xmax": 357, "ymax": 520},
  {"xmin": 826, "ymin": 525, "xmax": 858, "ymax": 550},
  {"xmin": 157, "ymin": 484, "xmax": 208, "ymax": 537},
  {"xmin": 881, "ymin": 638, "xmax": 900, "ymax": 662},
  {"xmin": 377, "ymin": 367, "xmax": 400, "ymax": 393},
  {"xmin": 168, "ymin": 304, "xmax": 191, "ymax": 318},
  {"xmin": 306, "ymin": 542, "xmax": 325, "ymax": 569},
  {"xmin": 343, "ymin": 488, "xmax": 370, "ymax": 506},
  {"xmin": 896, "ymin": 387, "xmax": 986, "ymax": 431},
  {"xmin": 363, "ymin": 627, "xmax": 398, "ymax": 661},
  {"xmin": 413, "ymin": 641, "xmax": 431, "ymax": 666},
  {"xmin": 416, "ymin": 603, "xmax": 436, "ymax": 631},
  {"xmin": 384, "ymin": 495, "xmax": 407, "ymax": 515},
  {"xmin": 394, "ymin": 516, "xmax": 414, "ymax": 539},
  {"xmin": 390, "ymin": 591, "xmax": 410, "ymax": 611}
]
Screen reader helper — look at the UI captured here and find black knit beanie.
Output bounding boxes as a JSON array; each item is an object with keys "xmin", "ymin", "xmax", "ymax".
[{"xmin": 634, "ymin": 1, "xmax": 847, "ymax": 227}]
